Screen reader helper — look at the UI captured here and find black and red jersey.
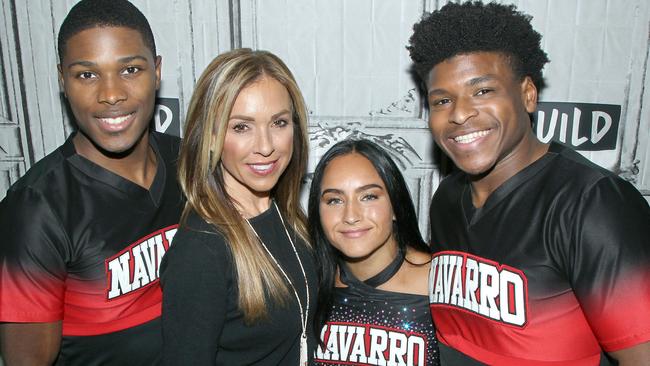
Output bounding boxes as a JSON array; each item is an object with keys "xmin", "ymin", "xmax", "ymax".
[
  {"xmin": 428, "ymin": 142, "xmax": 650, "ymax": 365},
  {"xmin": 0, "ymin": 131, "xmax": 183, "ymax": 365},
  {"xmin": 314, "ymin": 270, "xmax": 440, "ymax": 366}
]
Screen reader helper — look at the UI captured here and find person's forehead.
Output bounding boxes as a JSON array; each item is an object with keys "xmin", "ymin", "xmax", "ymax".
[
  {"xmin": 63, "ymin": 26, "xmax": 151, "ymax": 59},
  {"xmin": 428, "ymin": 52, "xmax": 516, "ymax": 86}
]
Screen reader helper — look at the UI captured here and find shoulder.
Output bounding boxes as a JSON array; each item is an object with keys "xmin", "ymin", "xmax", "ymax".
[
  {"xmin": 1, "ymin": 146, "xmax": 72, "ymax": 223},
  {"xmin": 546, "ymin": 142, "xmax": 619, "ymax": 187},
  {"xmin": 432, "ymin": 170, "xmax": 465, "ymax": 203},
  {"xmin": 160, "ymin": 210, "xmax": 233, "ymax": 289},
  {"xmin": 166, "ymin": 210, "xmax": 230, "ymax": 262},
  {"xmin": 544, "ymin": 143, "xmax": 645, "ymax": 205},
  {"xmin": 6, "ymin": 147, "xmax": 68, "ymax": 197}
]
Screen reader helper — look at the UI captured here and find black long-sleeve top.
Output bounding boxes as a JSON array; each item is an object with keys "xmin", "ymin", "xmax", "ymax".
[{"xmin": 160, "ymin": 205, "xmax": 317, "ymax": 365}]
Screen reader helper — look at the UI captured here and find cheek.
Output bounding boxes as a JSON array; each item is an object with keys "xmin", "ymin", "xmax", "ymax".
[
  {"xmin": 366, "ymin": 204, "xmax": 394, "ymax": 228},
  {"xmin": 428, "ymin": 115, "xmax": 448, "ymax": 141},
  {"xmin": 222, "ymin": 134, "xmax": 248, "ymax": 162},
  {"xmin": 319, "ymin": 207, "xmax": 339, "ymax": 238},
  {"xmin": 275, "ymin": 127, "xmax": 295, "ymax": 152}
]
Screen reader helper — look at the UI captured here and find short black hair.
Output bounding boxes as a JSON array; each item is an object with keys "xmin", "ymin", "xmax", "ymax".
[
  {"xmin": 407, "ymin": 1, "xmax": 549, "ymax": 91},
  {"xmin": 308, "ymin": 139, "xmax": 430, "ymax": 337},
  {"xmin": 57, "ymin": 0, "xmax": 156, "ymax": 63}
]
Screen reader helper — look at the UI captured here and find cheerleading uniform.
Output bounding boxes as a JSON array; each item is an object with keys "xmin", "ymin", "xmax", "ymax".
[{"xmin": 428, "ymin": 142, "xmax": 650, "ymax": 365}]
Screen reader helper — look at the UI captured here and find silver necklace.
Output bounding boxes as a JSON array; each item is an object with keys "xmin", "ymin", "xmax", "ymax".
[{"xmin": 245, "ymin": 202, "xmax": 309, "ymax": 366}]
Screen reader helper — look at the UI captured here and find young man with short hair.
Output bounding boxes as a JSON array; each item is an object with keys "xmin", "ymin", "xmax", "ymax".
[
  {"xmin": 408, "ymin": 2, "xmax": 650, "ymax": 365},
  {"xmin": 0, "ymin": 1, "xmax": 182, "ymax": 364}
]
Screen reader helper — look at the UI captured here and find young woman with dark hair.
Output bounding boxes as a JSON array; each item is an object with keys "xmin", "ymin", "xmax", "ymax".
[{"xmin": 308, "ymin": 139, "xmax": 439, "ymax": 365}]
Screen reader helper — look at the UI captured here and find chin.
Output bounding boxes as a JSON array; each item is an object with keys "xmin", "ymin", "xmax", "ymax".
[{"xmin": 453, "ymin": 159, "xmax": 496, "ymax": 176}]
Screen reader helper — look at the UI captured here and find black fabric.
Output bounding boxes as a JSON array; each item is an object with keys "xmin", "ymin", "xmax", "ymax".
[
  {"xmin": 160, "ymin": 205, "xmax": 318, "ymax": 365},
  {"xmin": 314, "ymin": 270, "xmax": 440, "ymax": 365},
  {"xmin": 428, "ymin": 142, "xmax": 650, "ymax": 365},
  {"xmin": 339, "ymin": 249, "xmax": 405, "ymax": 288},
  {"xmin": 0, "ymin": 132, "xmax": 184, "ymax": 366}
]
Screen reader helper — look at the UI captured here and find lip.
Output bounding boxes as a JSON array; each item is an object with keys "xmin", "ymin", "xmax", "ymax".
[
  {"xmin": 339, "ymin": 228, "xmax": 370, "ymax": 238},
  {"xmin": 247, "ymin": 160, "xmax": 278, "ymax": 176},
  {"xmin": 95, "ymin": 112, "xmax": 136, "ymax": 133}
]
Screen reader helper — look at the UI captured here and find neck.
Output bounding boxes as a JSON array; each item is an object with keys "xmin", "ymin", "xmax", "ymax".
[
  {"xmin": 73, "ymin": 131, "xmax": 156, "ymax": 189},
  {"xmin": 235, "ymin": 196, "xmax": 273, "ymax": 218},
  {"xmin": 344, "ymin": 237, "xmax": 399, "ymax": 281},
  {"xmin": 470, "ymin": 134, "xmax": 548, "ymax": 207}
]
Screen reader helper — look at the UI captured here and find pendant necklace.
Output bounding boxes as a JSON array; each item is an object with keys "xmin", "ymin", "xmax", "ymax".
[{"xmin": 245, "ymin": 202, "xmax": 309, "ymax": 366}]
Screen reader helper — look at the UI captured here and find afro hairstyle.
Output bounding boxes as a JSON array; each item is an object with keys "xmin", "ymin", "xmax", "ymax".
[
  {"xmin": 57, "ymin": 0, "xmax": 156, "ymax": 63},
  {"xmin": 407, "ymin": 1, "xmax": 549, "ymax": 91}
]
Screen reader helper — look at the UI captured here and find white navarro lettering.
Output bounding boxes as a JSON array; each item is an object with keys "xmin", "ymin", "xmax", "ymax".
[
  {"xmin": 316, "ymin": 323, "xmax": 426, "ymax": 366},
  {"xmin": 429, "ymin": 253, "xmax": 528, "ymax": 327},
  {"xmin": 106, "ymin": 226, "xmax": 178, "ymax": 299}
]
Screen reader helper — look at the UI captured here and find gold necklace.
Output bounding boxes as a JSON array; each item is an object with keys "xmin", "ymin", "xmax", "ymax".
[{"xmin": 245, "ymin": 202, "xmax": 309, "ymax": 366}]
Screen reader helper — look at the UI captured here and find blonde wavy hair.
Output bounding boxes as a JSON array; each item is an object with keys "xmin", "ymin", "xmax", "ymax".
[{"xmin": 178, "ymin": 48, "xmax": 310, "ymax": 323}]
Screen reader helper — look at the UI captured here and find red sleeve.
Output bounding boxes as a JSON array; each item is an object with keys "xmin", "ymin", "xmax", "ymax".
[
  {"xmin": 571, "ymin": 176, "xmax": 650, "ymax": 352},
  {"xmin": 0, "ymin": 187, "xmax": 67, "ymax": 322}
]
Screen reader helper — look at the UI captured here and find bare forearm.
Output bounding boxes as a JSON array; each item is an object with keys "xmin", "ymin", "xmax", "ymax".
[
  {"xmin": 0, "ymin": 322, "xmax": 62, "ymax": 366},
  {"xmin": 609, "ymin": 341, "xmax": 650, "ymax": 366}
]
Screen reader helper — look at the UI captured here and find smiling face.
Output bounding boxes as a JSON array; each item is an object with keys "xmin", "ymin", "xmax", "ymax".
[
  {"xmin": 220, "ymin": 76, "xmax": 294, "ymax": 203},
  {"xmin": 318, "ymin": 153, "xmax": 398, "ymax": 265},
  {"xmin": 58, "ymin": 26, "xmax": 161, "ymax": 159},
  {"xmin": 426, "ymin": 52, "xmax": 538, "ymax": 179}
]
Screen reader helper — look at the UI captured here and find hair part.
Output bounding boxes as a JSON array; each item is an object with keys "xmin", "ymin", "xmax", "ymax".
[
  {"xmin": 178, "ymin": 48, "xmax": 310, "ymax": 323},
  {"xmin": 307, "ymin": 139, "xmax": 429, "ymax": 336},
  {"xmin": 407, "ymin": 1, "xmax": 549, "ymax": 91},
  {"xmin": 58, "ymin": 0, "xmax": 157, "ymax": 63}
]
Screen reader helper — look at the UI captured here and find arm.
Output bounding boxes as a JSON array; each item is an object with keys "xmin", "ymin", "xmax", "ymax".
[
  {"xmin": 160, "ymin": 227, "xmax": 229, "ymax": 365},
  {"xmin": 0, "ymin": 322, "xmax": 61, "ymax": 366},
  {"xmin": 0, "ymin": 190, "xmax": 67, "ymax": 365},
  {"xmin": 570, "ymin": 177, "xmax": 650, "ymax": 360},
  {"xmin": 609, "ymin": 342, "xmax": 650, "ymax": 366}
]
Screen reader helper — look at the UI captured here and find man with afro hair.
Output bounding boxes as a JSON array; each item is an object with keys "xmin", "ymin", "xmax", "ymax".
[
  {"xmin": 0, "ymin": 0, "xmax": 183, "ymax": 364},
  {"xmin": 408, "ymin": 2, "xmax": 650, "ymax": 365}
]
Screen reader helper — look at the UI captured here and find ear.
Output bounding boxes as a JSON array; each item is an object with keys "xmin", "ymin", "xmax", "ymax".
[
  {"xmin": 154, "ymin": 56, "xmax": 162, "ymax": 91},
  {"xmin": 521, "ymin": 76, "xmax": 537, "ymax": 113},
  {"xmin": 57, "ymin": 64, "xmax": 66, "ymax": 97}
]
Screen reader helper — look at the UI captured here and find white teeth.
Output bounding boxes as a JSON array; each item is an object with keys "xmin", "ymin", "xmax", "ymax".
[
  {"xmin": 250, "ymin": 163, "xmax": 273, "ymax": 171},
  {"xmin": 100, "ymin": 114, "xmax": 131, "ymax": 125},
  {"xmin": 454, "ymin": 130, "xmax": 490, "ymax": 144}
]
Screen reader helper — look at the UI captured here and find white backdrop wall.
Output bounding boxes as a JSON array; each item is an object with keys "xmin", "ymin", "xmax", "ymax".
[{"xmin": 1, "ymin": 0, "xmax": 649, "ymax": 233}]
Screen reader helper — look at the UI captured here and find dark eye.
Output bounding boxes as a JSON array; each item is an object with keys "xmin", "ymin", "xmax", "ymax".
[
  {"xmin": 430, "ymin": 98, "xmax": 451, "ymax": 107},
  {"xmin": 361, "ymin": 193, "xmax": 378, "ymax": 201},
  {"xmin": 78, "ymin": 71, "xmax": 96, "ymax": 80},
  {"xmin": 122, "ymin": 66, "xmax": 141, "ymax": 75},
  {"xmin": 323, "ymin": 197, "xmax": 343, "ymax": 205},
  {"xmin": 232, "ymin": 123, "xmax": 249, "ymax": 133},
  {"xmin": 476, "ymin": 88, "xmax": 493, "ymax": 96},
  {"xmin": 273, "ymin": 119, "xmax": 289, "ymax": 127}
]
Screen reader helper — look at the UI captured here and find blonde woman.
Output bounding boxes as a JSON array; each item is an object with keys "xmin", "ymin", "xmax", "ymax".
[{"xmin": 160, "ymin": 49, "xmax": 315, "ymax": 365}]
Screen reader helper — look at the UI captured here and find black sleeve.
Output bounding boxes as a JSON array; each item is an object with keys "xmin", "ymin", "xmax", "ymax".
[
  {"xmin": 569, "ymin": 176, "xmax": 650, "ymax": 351},
  {"xmin": 160, "ymin": 225, "xmax": 230, "ymax": 365},
  {"xmin": 0, "ymin": 187, "xmax": 68, "ymax": 322}
]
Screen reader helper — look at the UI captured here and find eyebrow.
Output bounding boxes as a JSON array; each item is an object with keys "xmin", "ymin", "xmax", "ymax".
[
  {"xmin": 320, "ymin": 183, "xmax": 384, "ymax": 196},
  {"xmin": 427, "ymin": 74, "xmax": 497, "ymax": 97},
  {"xmin": 66, "ymin": 55, "xmax": 149, "ymax": 69},
  {"xmin": 229, "ymin": 109, "xmax": 292, "ymax": 122}
]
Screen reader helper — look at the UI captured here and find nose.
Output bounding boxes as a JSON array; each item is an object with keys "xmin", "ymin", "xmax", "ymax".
[
  {"xmin": 97, "ymin": 76, "xmax": 127, "ymax": 105},
  {"xmin": 254, "ymin": 126, "xmax": 275, "ymax": 157},
  {"xmin": 343, "ymin": 201, "xmax": 361, "ymax": 225},
  {"xmin": 449, "ymin": 96, "xmax": 477, "ymax": 125}
]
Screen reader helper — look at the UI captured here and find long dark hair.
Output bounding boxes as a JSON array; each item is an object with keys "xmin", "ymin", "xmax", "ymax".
[{"xmin": 307, "ymin": 139, "xmax": 429, "ymax": 336}]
